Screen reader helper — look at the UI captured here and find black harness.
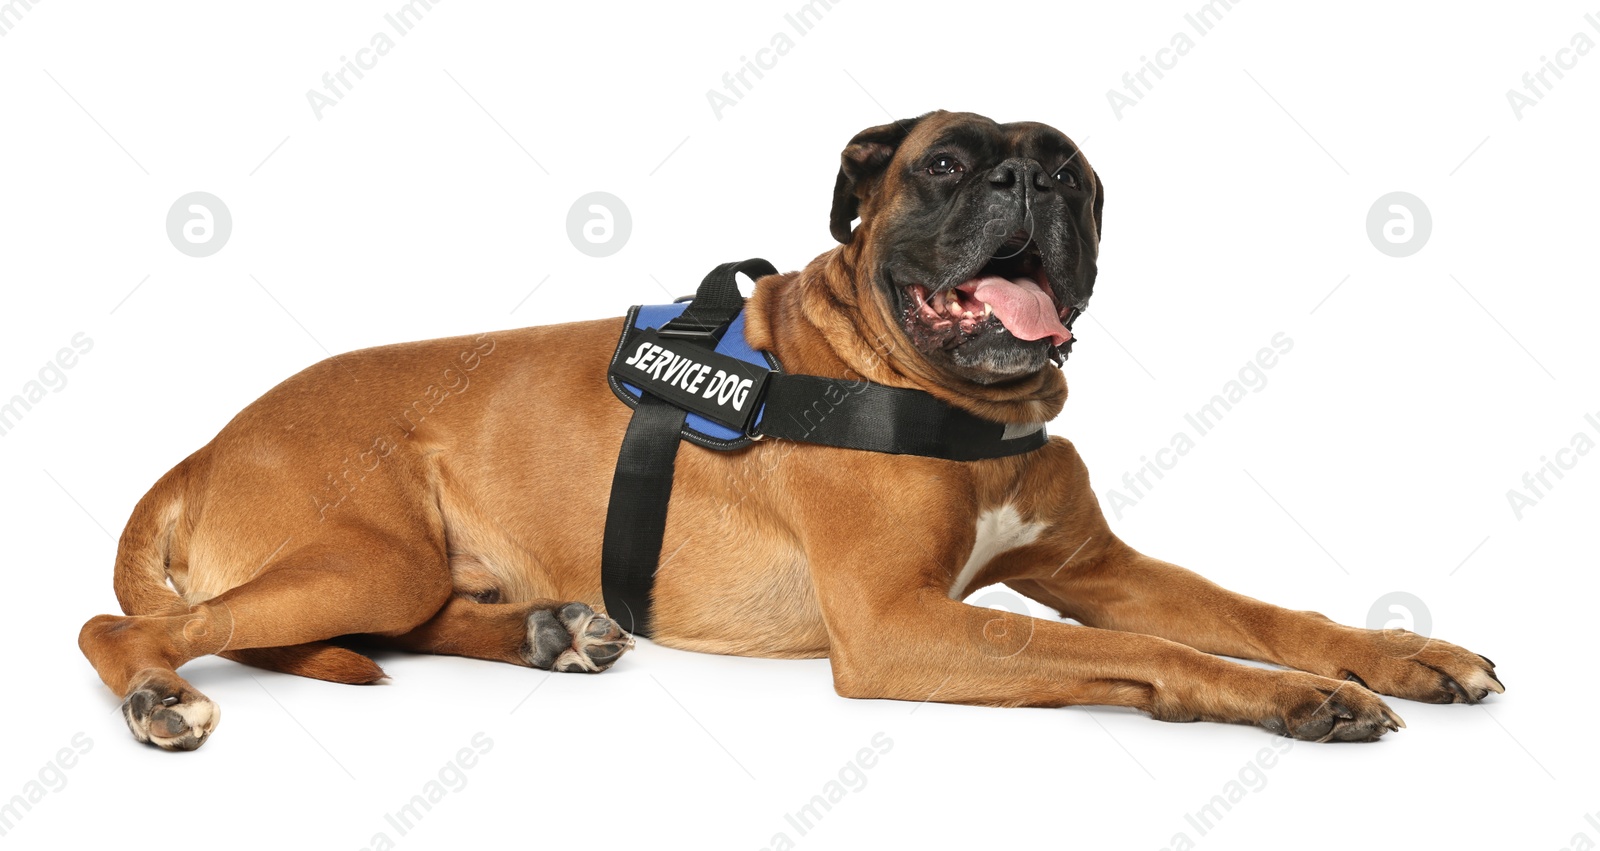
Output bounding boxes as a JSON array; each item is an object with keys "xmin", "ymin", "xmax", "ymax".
[{"xmin": 601, "ymin": 259, "xmax": 1052, "ymax": 637}]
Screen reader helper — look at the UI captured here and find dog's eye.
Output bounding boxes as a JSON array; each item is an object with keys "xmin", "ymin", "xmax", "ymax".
[
  {"xmin": 1054, "ymin": 166, "xmax": 1080, "ymax": 189},
  {"xmin": 926, "ymin": 156, "xmax": 965, "ymax": 176}
]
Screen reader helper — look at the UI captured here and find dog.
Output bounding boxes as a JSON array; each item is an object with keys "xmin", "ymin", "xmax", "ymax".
[{"xmin": 79, "ymin": 110, "xmax": 1502, "ymax": 750}]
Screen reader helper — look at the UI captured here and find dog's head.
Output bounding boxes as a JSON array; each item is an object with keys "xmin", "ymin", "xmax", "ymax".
[{"xmin": 830, "ymin": 110, "xmax": 1104, "ymax": 385}]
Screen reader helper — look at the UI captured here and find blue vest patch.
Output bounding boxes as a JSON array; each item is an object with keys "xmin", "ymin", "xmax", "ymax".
[{"xmin": 607, "ymin": 302, "xmax": 781, "ymax": 451}]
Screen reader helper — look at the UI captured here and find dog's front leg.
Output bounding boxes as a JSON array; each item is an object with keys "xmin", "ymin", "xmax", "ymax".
[
  {"xmin": 988, "ymin": 439, "xmax": 1502, "ymax": 707},
  {"xmin": 1008, "ymin": 546, "xmax": 1504, "ymax": 706},
  {"xmin": 797, "ymin": 493, "xmax": 1404, "ymax": 741},
  {"xmin": 817, "ymin": 578, "xmax": 1402, "ymax": 741}
]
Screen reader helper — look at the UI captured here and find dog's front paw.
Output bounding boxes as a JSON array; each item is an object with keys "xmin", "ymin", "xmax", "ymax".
[
  {"xmin": 122, "ymin": 670, "xmax": 220, "ymax": 751},
  {"xmin": 1329, "ymin": 627, "xmax": 1504, "ymax": 705},
  {"xmin": 521, "ymin": 602, "xmax": 634, "ymax": 673},
  {"xmin": 1263, "ymin": 673, "xmax": 1404, "ymax": 743}
]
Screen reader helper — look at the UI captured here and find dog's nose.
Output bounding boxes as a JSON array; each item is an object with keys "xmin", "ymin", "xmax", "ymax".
[{"xmin": 987, "ymin": 158, "xmax": 1051, "ymax": 193}]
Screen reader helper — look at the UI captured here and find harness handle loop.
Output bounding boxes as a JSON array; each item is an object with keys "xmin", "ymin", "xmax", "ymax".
[{"xmin": 658, "ymin": 258, "xmax": 779, "ymax": 342}]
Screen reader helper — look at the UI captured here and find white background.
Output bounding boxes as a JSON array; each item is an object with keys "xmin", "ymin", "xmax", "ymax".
[{"xmin": 2, "ymin": 2, "xmax": 1597, "ymax": 849}]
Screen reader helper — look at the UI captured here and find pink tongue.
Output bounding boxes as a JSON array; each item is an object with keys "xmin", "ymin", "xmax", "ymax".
[{"xmin": 971, "ymin": 276, "xmax": 1071, "ymax": 346}]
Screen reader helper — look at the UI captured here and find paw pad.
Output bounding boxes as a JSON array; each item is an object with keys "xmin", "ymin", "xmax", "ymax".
[
  {"xmin": 122, "ymin": 679, "xmax": 219, "ymax": 751},
  {"xmin": 523, "ymin": 602, "xmax": 634, "ymax": 673}
]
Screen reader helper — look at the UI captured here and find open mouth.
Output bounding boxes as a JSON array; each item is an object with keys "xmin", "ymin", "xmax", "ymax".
[{"xmin": 901, "ymin": 231, "xmax": 1072, "ymax": 348}]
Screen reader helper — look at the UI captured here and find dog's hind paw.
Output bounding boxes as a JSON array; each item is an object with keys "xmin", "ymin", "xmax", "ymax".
[
  {"xmin": 522, "ymin": 602, "xmax": 634, "ymax": 673},
  {"xmin": 122, "ymin": 670, "xmax": 220, "ymax": 751}
]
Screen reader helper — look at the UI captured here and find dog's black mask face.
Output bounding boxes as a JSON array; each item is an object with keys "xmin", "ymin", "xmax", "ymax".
[{"xmin": 831, "ymin": 111, "xmax": 1104, "ymax": 384}]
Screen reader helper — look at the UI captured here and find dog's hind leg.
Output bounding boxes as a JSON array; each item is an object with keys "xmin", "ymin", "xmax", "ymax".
[
  {"xmin": 78, "ymin": 528, "xmax": 454, "ymax": 750},
  {"xmin": 383, "ymin": 597, "xmax": 633, "ymax": 673}
]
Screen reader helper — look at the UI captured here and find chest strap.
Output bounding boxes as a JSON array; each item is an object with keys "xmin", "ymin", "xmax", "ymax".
[{"xmin": 600, "ymin": 258, "xmax": 1049, "ymax": 637}]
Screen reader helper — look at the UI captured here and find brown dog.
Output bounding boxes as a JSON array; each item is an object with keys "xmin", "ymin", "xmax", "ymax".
[{"xmin": 79, "ymin": 110, "xmax": 1501, "ymax": 750}]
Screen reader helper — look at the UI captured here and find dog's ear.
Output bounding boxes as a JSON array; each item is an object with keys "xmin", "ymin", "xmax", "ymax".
[
  {"xmin": 830, "ymin": 116, "xmax": 925, "ymax": 244},
  {"xmin": 1091, "ymin": 168, "xmax": 1105, "ymax": 243}
]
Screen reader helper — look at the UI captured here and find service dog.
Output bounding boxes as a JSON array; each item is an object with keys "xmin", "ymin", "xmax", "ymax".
[{"xmin": 79, "ymin": 110, "xmax": 1501, "ymax": 750}]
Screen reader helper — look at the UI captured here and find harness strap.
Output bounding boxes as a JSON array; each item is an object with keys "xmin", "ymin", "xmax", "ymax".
[
  {"xmin": 598, "ymin": 395, "xmax": 689, "ymax": 637},
  {"xmin": 601, "ymin": 259, "xmax": 774, "ymax": 636},
  {"xmin": 753, "ymin": 375, "xmax": 1043, "ymax": 461}
]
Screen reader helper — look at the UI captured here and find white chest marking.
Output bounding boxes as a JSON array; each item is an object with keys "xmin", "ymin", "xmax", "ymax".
[{"xmin": 948, "ymin": 505, "xmax": 1047, "ymax": 600}]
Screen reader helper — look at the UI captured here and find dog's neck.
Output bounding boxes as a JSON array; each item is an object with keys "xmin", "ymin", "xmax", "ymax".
[{"xmin": 743, "ymin": 248, "xmax": 1068, "ymax": 426}]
